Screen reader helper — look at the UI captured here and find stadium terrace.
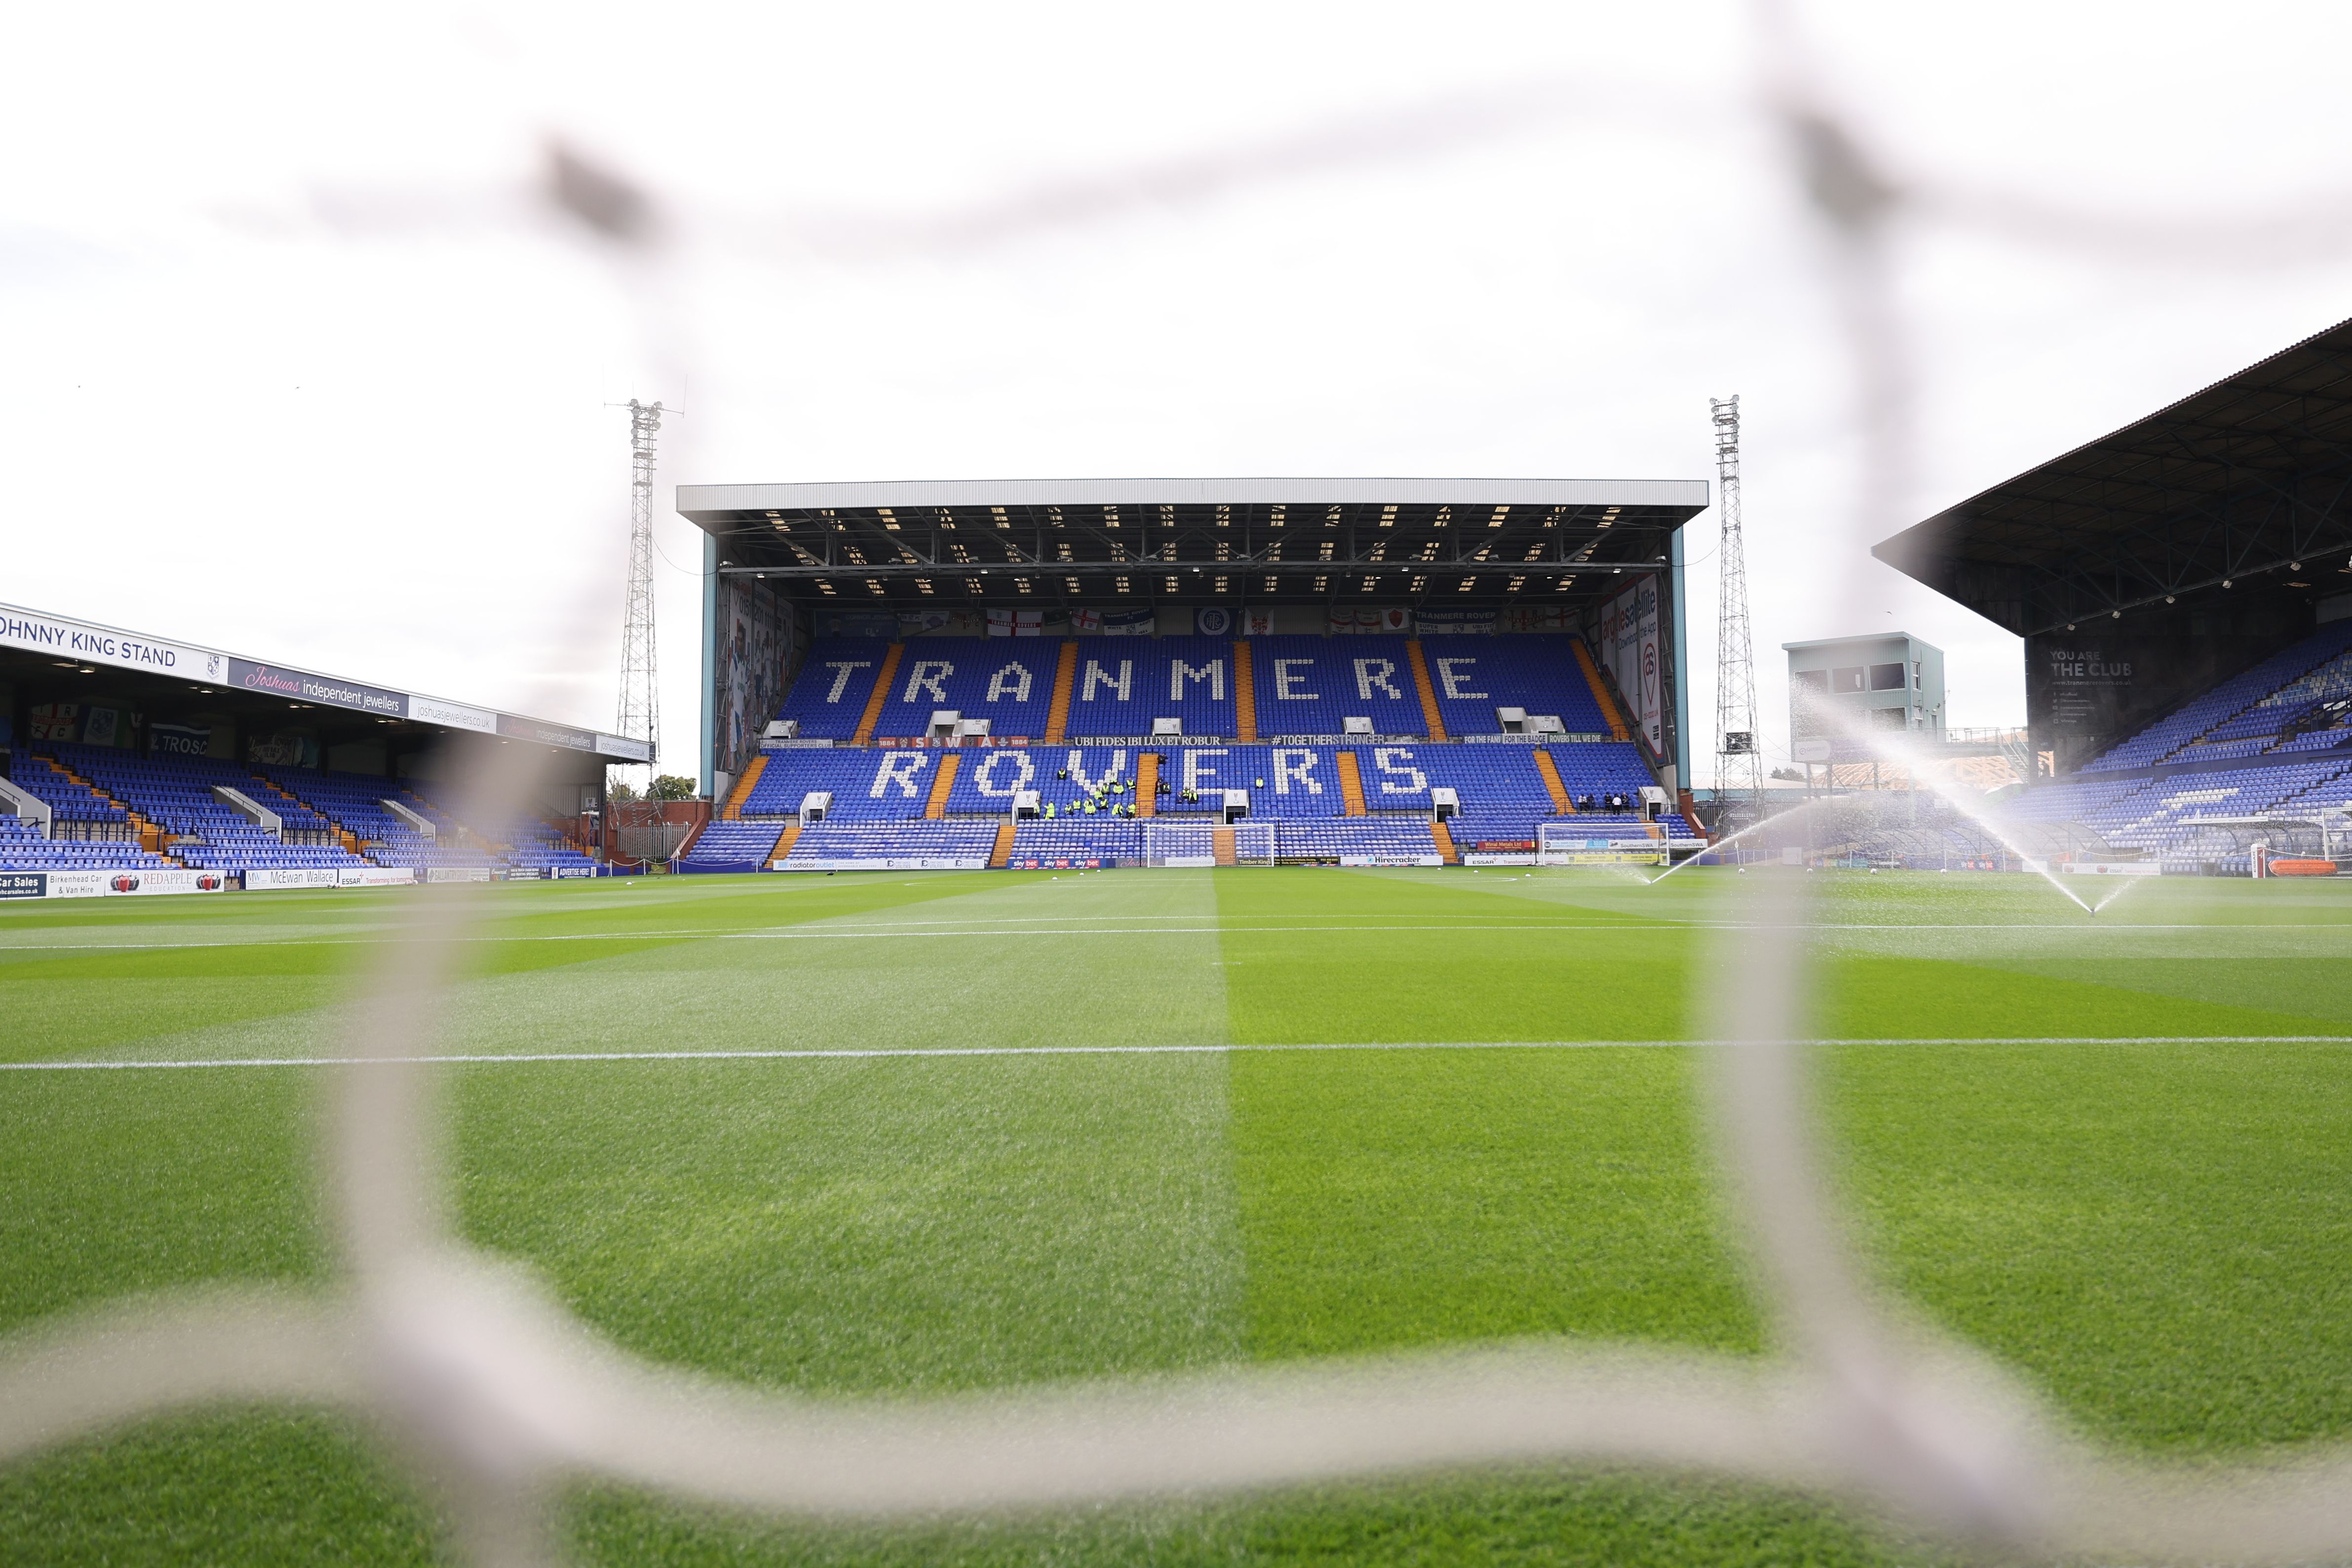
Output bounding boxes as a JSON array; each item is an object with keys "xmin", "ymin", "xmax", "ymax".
[
  {"xmin": 1861, "ymin": 313, "xmax": 2352, "ymax": 878},
  {"xmin": 0, "ymin": 601, "xmax": 645, "ymax": 895},
  {"xmin": 682, "ymin": 477, "xmax": 1713, "ymax": 873}
]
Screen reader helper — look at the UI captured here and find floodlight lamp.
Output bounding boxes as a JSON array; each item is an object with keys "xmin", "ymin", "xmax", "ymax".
[
  {"xmin": 2166, "ymin": 596, "xmax": 2175, "ymax": 604},
  {"xmin": 2293, "ymin": 562, "xmax": 2304, "ymax": 571},
  {"xmin": 2224, "ymin": 579, "xmax": 2233, "ymax": 588},
  {"xmin": 2112, "ymin": 611, "xmax": 2121, "ymax": 619}
]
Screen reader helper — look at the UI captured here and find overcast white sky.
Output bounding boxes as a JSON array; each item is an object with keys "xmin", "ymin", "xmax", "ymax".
[{"xmin": 8, "ymin": 2, "xmax": 2352, "ymax": 781}]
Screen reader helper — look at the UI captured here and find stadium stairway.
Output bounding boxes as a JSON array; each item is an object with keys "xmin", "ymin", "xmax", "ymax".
[
  {"xmin": 924, "ymin": 754, "xmax": 960, "ymax": 818},
  {"xmin": 1405, "ymin": 642, "xmax": 1449, "ymax": 740},
  {"xmin": 245, "ymin": 773, "xmax": 369, "ymax": 858},
  {"xmin": 721, "ymin": 756, "xmax": 766, "ymax": 819},
  {"xmin": 1043, "ymin": 641, "xmax": 1079, "ymax": 743},
  {"xmin": 771, "ymin": 821, "xmax": 801, "ymax": 862},
  {"xmin": 1212, "ymin": 826, "xmax": 1237, "ymax": 866},
  {"xmin": 1430, "ymin": 819, "xmax": 1459, "ymax": 863},
  {"xmin": 989, "ymin": 822, "xmax": 1016, "ymax": 868},
  {"xmin": 1573, "ymin": 641, "xmax": 1632, "ymax": 741},
  {"xmin": 1233, "ymin": 641, "xmax": 1259, "ymax": 741},
  {"xmin": 1135, "ymin": 752, "xmax": 1159, "ymax": 815},
  {"xmin": 45, "ymin": 758, "xmax": 172, "ymax": 859},
  {"xmin": 852, "ymin": 645, "xmax": 904, "ymax": 744},
  {"xmin": 1534, "ymin": 749, "xmax": 1574, "ymax": 812},
  {"xmin": 1336, "ymin": 751, "xmax": 1369, "ymax": 815}
]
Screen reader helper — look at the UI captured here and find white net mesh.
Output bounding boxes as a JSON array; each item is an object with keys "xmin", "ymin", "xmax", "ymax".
[{"xmin": 7, "ymin": 6, "xmax": 2352, "ymax": 1564}]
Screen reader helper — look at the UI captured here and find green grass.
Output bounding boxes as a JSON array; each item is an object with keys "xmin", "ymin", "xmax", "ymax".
[{"xmin": 2, "ymin": 867, "xmax": 2350, "ymax": 1563}]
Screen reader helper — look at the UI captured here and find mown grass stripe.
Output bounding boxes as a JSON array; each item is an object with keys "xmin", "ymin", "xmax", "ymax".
[{"xmin": 9, "ymin": 1033, "xmax": 2351, "ymax": 1071}]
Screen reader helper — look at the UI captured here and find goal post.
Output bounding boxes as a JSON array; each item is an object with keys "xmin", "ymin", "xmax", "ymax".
[
  {"xmin": 1142, "ymin": 820, "xmax": 1216, "ymax": 867},
  {"xmin": 1538, "ymin": 822, "xmax": 1666, "ymax": 867},
  {"xmin": 1139, "ymin": 819, "xmax": 1275, "ymax": 866}
]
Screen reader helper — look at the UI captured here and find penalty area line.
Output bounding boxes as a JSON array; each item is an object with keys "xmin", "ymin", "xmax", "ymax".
[{"xmin": 7, "ymin": 1035, "xmax": 2350, "ymax": 1071}]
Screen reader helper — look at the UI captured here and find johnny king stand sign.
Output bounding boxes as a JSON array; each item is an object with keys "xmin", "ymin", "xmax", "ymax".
[{"xmin": 0, "ymin": 607, "xmax": 223, "ymax": 681}]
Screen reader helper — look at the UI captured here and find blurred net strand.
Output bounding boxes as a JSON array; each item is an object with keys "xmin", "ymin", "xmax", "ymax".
[
  {"xmin": 12, "ymin": 10, "xmax": 2352, "ymax": 1566},
  {"xmin": 235, "ymin": 63, "xmax": 2352, "ymax": 273}
]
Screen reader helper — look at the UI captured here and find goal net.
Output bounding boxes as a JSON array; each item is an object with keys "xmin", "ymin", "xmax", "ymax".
[
  {"xmin": 1141, "ymin": 820, "xmax": 1215, "ymax": 866},
  {"xmin": 1538, "ymin": 821, "xmax": 1666, "ymax": 867},
  {"xmin": 1138, "ymin": 819, "xmax": 1274, "ymax": 866}
]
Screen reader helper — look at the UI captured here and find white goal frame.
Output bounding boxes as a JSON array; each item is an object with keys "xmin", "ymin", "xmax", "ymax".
[
  {"xmin": 1538, "ymin": 821, "xmax": 1666, "ymax": 866},
  {"xmin": 1140, "ymin": 819, "xmax": 1214, "ymax": 866},
  {"xmin": 1139, "ymin": 819, "xmax": 1274, "ymax": 866}
]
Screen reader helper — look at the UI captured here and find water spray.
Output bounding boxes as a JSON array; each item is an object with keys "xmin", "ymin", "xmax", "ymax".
[{"xmin": 1659, "ymin": 693, "xmax": 2097, "ymax": 915}]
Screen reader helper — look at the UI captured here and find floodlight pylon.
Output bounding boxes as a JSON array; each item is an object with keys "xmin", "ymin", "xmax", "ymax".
[
  {"xmin": 615, "ymin": 399, "xmax": 663, "ymax": 779},
  {"xmin": 1710, "ymin": 396, "xmax": 1764, "ymax": 812}
]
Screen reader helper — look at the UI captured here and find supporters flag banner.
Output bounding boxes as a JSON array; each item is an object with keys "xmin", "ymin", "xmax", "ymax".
[
  {"xmin": 80, "ymin": 706, "xmax": 122, "ymax": 747},
  {"xmin": 897, "ymin": 610, "xmax": 952, "ymax": 637},
  {"xmin": 1378, "ymin": 607, "xmax": 1412, "ymax": 633},
  {"xmin": 27, "ymin": 703, "xmax": 78, "ymax": 742},
  {"xmin": 1070, "ymin": 609, "xmax": 1102, "ymax": 634},
  {"xmin": 1415, "ymin": 610, "xmax": 1497, "ymax": 635},
  {"xmin": 1244, "ymin": 609, "xmax": 1275, "ymax": 636},
  {"xmin": 820, "ymin": 612, "xmax": 898, "ymax": 640},
  {"xmin": 1196, "ymin": 607, "xmax": 1233, "ymax": 636},
  {"xmin": 247, "ymin": 732, "xmax": 321, "ymax": 768},
  {"xmin": 150, "ymin": 722, "xmax": 211, "ymax": 757},
  {"xmin": 986, "ymin": 609, "xmax": 1045, "ymax": 637},
  {"xmin": 1500, "ymin": 606, "xmax": 1575, "ymax": 633},
  {"xmin": 1099, "ymin": 609, "xmax": 1155, "ymax": 637}
]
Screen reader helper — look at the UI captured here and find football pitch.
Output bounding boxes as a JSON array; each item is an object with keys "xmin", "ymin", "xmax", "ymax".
[{"xmin": 5, "ymin": 866, "xmax": 2352, "ymax": 1566}]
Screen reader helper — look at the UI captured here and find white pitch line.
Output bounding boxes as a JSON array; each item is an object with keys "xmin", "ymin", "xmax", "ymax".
[
  {"xmin": 5, "ymin": 919, "xmax": 2350, "ymax": 955},
  {"xmin": 6, "ymin": 1035, "xmax": 2349, "ymax": 1072},
  {"xmin": 0, "ymin": 923, "xmax": 1665, "ymax": 954}
]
